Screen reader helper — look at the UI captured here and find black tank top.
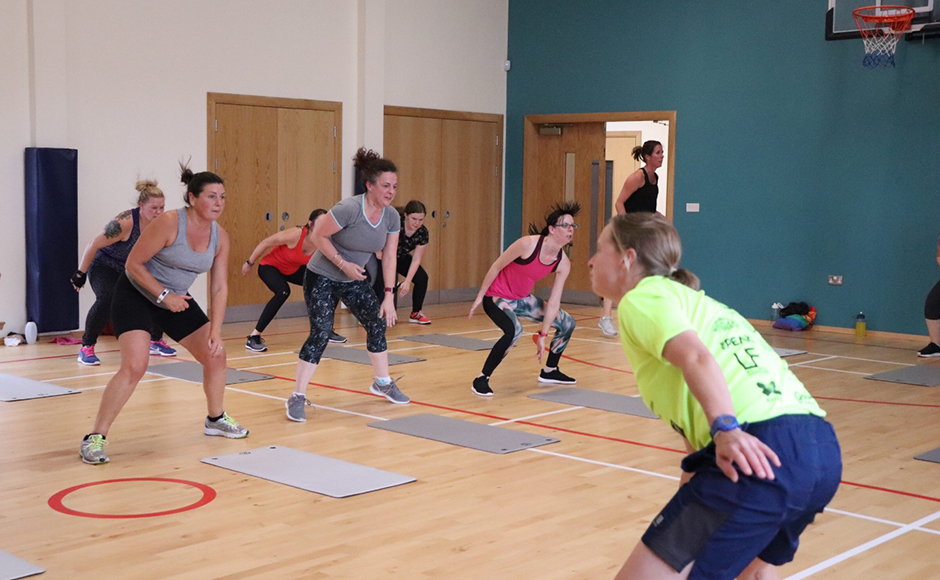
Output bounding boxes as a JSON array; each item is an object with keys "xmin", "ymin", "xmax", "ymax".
[{"xmin": 621, "ymin": 168, "xmax": 658, "ymax": 214}]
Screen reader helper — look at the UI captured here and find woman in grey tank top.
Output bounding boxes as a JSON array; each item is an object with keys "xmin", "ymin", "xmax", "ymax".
[{"xmin": 79, "ymin": 164, "xmax": 248, "ymax": 465}]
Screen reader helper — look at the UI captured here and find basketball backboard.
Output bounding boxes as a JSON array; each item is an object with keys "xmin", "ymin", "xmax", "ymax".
[{"xmin": 826, "ymin": 0, "xmax": 940, "ymax": 40}]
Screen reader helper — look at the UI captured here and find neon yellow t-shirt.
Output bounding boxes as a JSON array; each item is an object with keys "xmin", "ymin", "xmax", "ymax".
[{"xmin": 617, "ymin": 276, "xmax": 825, "ymax": 450}]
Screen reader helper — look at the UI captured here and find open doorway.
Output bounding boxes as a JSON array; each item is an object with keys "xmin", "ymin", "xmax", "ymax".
[{"xmin": 522, "ymin": 111, "xmax": 676, "ymax": 304}]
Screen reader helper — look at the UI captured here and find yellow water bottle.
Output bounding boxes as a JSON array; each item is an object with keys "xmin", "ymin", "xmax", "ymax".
[{"xmin": 855, "ymin": 312, "xmax": 866, "ymax": 338}]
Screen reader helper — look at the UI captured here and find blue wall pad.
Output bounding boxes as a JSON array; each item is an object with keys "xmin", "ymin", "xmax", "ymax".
[
  {"xmin": 401, "ymin": 333, "xmax": 495, "ymax": 351},
  {"xmin": 773, "ymin": 348, "xmax": 806, "ymax": 357},
  {"xmin": 368, "ymin": 413, "xmax": 559, "ymax": 453},
  {"xmin": 0, "ymin": 549, "xmax": 44, "ymax": 579},
  {"xmin": 147, "ymin": 361, "xmax": 273, "ymax": 385},
  {"xmin": 319, "ymin": 345, "xmax": 424, "ymax": 366},
  {"xmin": 0, "ymin": 373, "xmax": 79, "ymax": 402},
  {"xmin": 529, "ymin": 387, "xmax": 657, "ymax": 418},
  {"xmin": 25, "ymin": 147, "xmax": 79, "ymax": 333},
  {"xmin": 865, "ymin": 365, "xmax": 940, "ymax": 387},
  {"xmin": 202, "ymin": 445, "xmax": 416, "ymax": 498},
  {"xmin": 915, "ymin": 446, "xmax": 940, "ymax": 464}
]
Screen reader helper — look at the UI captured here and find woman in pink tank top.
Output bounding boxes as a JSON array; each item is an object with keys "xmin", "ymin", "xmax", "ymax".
[{"xmin": 467, "ymin": 202, "xmax": 581, "ymax": 396}]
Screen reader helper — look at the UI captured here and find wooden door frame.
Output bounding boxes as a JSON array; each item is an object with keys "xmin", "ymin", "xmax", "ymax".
[
  {"xmin": 524, "ymin": 110, "xmax": 677, "ymax": 221},
  {"xmin": 207, "ymin": 93, "xmax": 343, "ymax": 314}
]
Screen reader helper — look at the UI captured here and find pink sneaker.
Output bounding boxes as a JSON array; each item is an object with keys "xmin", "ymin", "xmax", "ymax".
[{"xmin": 409, "ymin": 311, "xmax": 431, "ymax": 325}]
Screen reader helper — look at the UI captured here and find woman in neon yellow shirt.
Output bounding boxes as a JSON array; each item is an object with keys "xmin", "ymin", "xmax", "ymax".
[{"xmin": 590, "ymin": 212, "xmax": 841, "ymax": 580}]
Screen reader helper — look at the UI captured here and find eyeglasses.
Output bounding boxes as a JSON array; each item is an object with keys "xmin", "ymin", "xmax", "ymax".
[{"xmin": 553, "ymin": 223, "xmax": 578, "ymax": 230}]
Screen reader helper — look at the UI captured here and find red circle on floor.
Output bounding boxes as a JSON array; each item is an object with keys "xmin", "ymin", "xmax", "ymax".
[{"xmin": 48, "ymin": 477, "xmax": 216, "ymax": 519}]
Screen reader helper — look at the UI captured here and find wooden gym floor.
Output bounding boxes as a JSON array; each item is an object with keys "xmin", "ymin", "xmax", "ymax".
[{"xmin": 2, "ymin": 302, "xmax": 940, "ymax": 579}]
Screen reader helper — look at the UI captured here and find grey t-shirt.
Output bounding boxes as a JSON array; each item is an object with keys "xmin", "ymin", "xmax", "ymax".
[{"xmin": 308, "ymin": 195, "xmax": 400, "ymax": 282}]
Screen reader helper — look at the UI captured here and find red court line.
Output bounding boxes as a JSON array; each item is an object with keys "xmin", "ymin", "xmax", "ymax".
[
  {"xmin": 0, "ymin": 348, "xmax": 121, "ymax": 365},
  {"xmin": 838, "ymin": 481, "xmax": 940, "ymax": 504}
]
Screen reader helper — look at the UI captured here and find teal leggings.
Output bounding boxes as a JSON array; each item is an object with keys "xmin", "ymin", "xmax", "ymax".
[{"xmin": 481, "ymin": 294, "xmax": 575, "ymax": 376}]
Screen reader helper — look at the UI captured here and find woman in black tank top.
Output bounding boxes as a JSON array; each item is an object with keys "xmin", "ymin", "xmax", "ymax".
[{"xmin": 601, "ymin": 140, "xmax": 664, "ymax": 336}]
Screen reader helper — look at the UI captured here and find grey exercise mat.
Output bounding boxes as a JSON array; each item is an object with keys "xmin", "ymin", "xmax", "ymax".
[
  {"xmin": 201, "ymin": 445, "xmax": 416, "ymax": 498},
  {"xmin": 400, "ymin": 333, "xmax": 495, "ymax": 351},
  {"xmin": 0, "ymin": 550, "xmax": 44, "ymax": 579},
  {"xmin": 0, "ymin": 373, "xmax": 79, "ymax": 402},
  {"xmin": 915, "ymin": 446, "xmax": 940, "ymax": 464},
  {"xmin": 368, "ymin": 413, "xmax": 559, "ymax": 453},
  {"xmin": 529, "ymin": 387, "xmax": 657, "ymax": 418},
  {"xmin": 320, "ymin": 345, "xmax": 424, "ymax": 366},
  {"xmin": 773, "ymin": 347, "xmax": 807, "ymax": 357},
  {"xmin": 147, "ymin": 360, "xmax": 273, "ymax": 385},
  {"xmin": 865, "ymin": 365, "xmax": 940, "ymax": 387}
]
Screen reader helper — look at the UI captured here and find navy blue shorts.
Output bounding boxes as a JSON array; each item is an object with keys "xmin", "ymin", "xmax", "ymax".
[{"xmin": 642, "ymin": 414, "xmax": 842, "ymax": 580}]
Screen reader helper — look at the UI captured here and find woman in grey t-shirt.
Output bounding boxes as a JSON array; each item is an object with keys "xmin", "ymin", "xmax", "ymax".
[{"xmin": 286, "ymin": 148, "xmax": 411, "ymax": 422}]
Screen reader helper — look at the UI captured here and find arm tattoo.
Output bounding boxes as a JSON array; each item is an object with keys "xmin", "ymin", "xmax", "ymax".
[
  {"xmin": 115, "ymin": 210, "xmax": 132, "ymax": 220},
  {"xmin": 104, "ymin": 219, "xmax": 123, "ymax": 239}
]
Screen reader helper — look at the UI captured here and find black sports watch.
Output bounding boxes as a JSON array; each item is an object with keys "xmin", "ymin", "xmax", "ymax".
[{"xmin": 710, "ymin": 414, "xmax": 740, "ymax": 439}]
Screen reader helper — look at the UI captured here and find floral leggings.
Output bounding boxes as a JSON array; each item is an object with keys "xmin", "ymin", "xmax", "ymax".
[
  {"xmin": 481, "ymin": 294, "xmax": 576, "ymax": 376},
  {"xmin": 298, "ymin": 271, "xmax": 387, "ymax": 365}
]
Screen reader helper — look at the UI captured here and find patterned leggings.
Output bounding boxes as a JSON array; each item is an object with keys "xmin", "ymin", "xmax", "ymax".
[
  {"xmin": 299, "ymin": 272, "xmax": 387, "ymax": 364},
  {"xmin": 481, "ymin": 294, "xmax": 576, "ymax": 376}
]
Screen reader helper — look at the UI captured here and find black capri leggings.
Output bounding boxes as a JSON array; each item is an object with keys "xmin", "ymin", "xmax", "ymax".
[
  {"xmin": 299, "ymin": 271, "xmax": 387, "ymax": 365},
  {"xmin": 925, "ymin": 279, "xmax": 940, "ymax": 320},
  {"xmin": 255, "ymin": 264, "xmax": 306, "ymax": 333},
  {"xmin": 83, "ymin": 261, "xmax": 161, "ymax": 346},
  {"xmin": 372, "ymin": 253, "xmax": 429, "ymax": 313}
]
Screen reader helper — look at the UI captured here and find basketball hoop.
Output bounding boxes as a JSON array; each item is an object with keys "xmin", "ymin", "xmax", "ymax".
[{"xmin": 853, "ymin": 5, "xmax": 915, "ymax": 68}]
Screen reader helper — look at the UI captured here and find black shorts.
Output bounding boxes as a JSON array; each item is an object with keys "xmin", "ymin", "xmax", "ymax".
[{"xmin": 111, "ymin": 272, "xmax": 210, "ymax": 342}]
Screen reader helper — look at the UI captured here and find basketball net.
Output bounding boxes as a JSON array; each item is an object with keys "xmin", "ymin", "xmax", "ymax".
[{"xmin": 853, "ymin": 5, "xmax": 915, "ymax": 68}]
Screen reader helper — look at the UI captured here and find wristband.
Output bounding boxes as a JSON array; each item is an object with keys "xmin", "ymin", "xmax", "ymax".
[
  {"xmin": 384, "ymin": 287, "xmax": 394, "ymax": 293},
  {"xmin": 156, "ymin": 288, "xmax": 170, "ymax": 304},
  {"xmin": 245, "ymin": 259, "xmax": 253, "ymax": 266},
  {"xmin": 537, "ymin": 331, "xmax": 548, "ymax": 337},
  {"xmin": 709, "ymin": 414, "xmax": 740, "ymax": 439}
]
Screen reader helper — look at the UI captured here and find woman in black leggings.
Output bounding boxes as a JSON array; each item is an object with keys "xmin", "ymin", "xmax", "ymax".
[
  {"xmin": 71, "ymin": 180, "xmax": 174, "ymax": 365},
  {"xmin": 372, "ymin": 200, "xmax": 432, "ymax": 324},
  {"xmin": 241, "ymin": 209, "xmax": 345, "ymax": 352},
  {"xmin": 919, "ymin": 235, "xmax": 940, "ymax": 357}
]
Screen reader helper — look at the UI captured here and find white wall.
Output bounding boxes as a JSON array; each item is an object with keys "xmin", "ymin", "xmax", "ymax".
[
  {"xmin": 0, "ymin": 0, "xmax": 508, "ymax": 336},
  {"xmin": 606, "ymin": 121, "xmax": 669, "ymax": 216}
]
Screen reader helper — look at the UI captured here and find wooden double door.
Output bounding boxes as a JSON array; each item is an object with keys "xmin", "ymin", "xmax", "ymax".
[
  {"xmin": 208, "ymin": 94, "xmax": 342, "ymax": 317},
  {"xmin": 383, "ymin": 107, "xmax": 503, "ymax": 304}
]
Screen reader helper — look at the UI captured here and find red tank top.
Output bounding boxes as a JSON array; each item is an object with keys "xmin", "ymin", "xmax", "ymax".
[
  {"xmin": 485, "ymin": 236, "xmax": 562, "ymax": 300},
  {"xmin": 260, "ymin": 226, "xmax": 312, "ymax": 275}
]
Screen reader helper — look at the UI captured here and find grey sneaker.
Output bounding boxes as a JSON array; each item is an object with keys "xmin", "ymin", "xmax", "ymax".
[
  {"xmin": 286, "ymin": 393, "xmax": 312, "ymax": 422},
  {"xmin": 204, "ymin": 412, "xmax": 249, "ymax": 438},
  {"xmin": 370, "ymin": 377, "xmax": 410, "ymax": 404},
  {"xmin": 80, "ymin": 434, "xmax": 109, "ymax": 464},
  {"xmin": 598, "ymin": 316, "xmax": 617, "ymax": 337}
]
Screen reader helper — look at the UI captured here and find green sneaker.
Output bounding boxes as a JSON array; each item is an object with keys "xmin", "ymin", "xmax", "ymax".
[
  {"xmin": 80, "ymin": 434, "xmax": 109, "ymax": 464},
  {"xmin": 204, "ymin": 412, "xmax": 249, "ymax": 438}
]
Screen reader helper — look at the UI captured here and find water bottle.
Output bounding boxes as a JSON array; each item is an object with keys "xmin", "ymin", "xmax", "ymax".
[
  {"xmin": 855, "ymin": 312, "xmax": 866, "ymax": 338},
  {"xmin": 24, "ymin": 321, "xmax": 38, "ymax": 345},
  {"xmin": 771, "ymin": 303, "xmax": 782, "ymax": 321}
]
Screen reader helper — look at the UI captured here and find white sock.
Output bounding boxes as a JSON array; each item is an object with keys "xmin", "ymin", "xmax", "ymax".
[{"xmin": 375, "ymin": 376, "xmax": 392, "ymax": 385}]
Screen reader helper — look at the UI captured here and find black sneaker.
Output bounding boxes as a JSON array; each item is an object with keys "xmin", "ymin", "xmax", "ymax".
[
  {"xmin": 329, "ymin": 331, "xmax": 347, "ymax": 344},
  {"xmin": 538, "ymin": 368, "xmax": 576, "ymax": 385},
  {"xmin": 471, "ymin": 376, "xmax": 494, "ymax": 397},
  {"xmin": 246, "ymin": 335, "xmax": 267, "ymax": 352},
  {"xmin": 918, "ymin": 342, "xmax": 940, "ymax": 357}
]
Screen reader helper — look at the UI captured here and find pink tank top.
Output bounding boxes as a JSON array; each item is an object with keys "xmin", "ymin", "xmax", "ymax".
[
  {"xmin": 486, "ymin": 236, "xmax": 562, "ymax": 300},
  {"xmin": 260, "ymin": 225, "xmax": 312, "ymax": 275}
]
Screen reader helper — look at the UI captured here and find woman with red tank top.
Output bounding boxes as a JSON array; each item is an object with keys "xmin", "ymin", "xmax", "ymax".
[
  {"xmin": 241, "ymin": 209, "xmax": 345, "ymax": 351},
  {"xmin": 467, "ymin": 202, "xmax": 581, "ymax": 396}
]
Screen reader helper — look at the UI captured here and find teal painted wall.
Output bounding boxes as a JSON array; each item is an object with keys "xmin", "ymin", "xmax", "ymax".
[{"xmin": 506, "ymin": 0, "xmax": 940, "ymax": 335}]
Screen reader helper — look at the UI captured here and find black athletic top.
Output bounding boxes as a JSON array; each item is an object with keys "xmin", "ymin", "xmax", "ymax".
[
  {"xmin": 620, "ymin": 168, "xmax": 658, "ymax": 214},
  {"xmin": 94, "ymin": 207, "xmax": 141, "ymax": 271}
]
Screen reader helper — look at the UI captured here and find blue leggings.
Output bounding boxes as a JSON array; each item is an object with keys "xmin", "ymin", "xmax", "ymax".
[
  {"xmin": 298, "ymin": 272, "xmax": 387, "ymax": 365},
  {"xmin": 481, "ymin": 294, "xmax": 575, "ymax": 376}
]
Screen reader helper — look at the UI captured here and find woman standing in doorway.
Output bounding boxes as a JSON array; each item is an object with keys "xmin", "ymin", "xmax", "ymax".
[
  {"xmin": 599, "ymin": 140, "xmax": 664, "ymax": 337},
  {"xmin": 79, "ymin": 164, "xmax": 248, "ymax": 464},
  {"xmin": 467, "ymin": 202, "xmax": 580, "ymax": 397},
  {"xmin": 372, "ymin": 200, "xmax": 433, "ymax": 324},
  {"xmin": 286, "ymin": 148, "xmax": 410, "ymax": 423},
  {"xmin": 591, "ymin": 213, "xmax": 840, "ymax": 580},
  {"xmin": 71, "ymin": 180, "xmax": 176, "ymax": 364},
  {"xmin": 241, "ymin": 208, "xmax": 346, "ymax": 352}
]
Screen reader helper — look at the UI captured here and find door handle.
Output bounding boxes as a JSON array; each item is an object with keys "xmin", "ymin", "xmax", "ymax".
[
  {"xmin": 431, "ymin": 210, "xmax": 438, "ymax": 218},
  {"xmin": 444, "ymin": 210, "xmax": 451, "ymax": 218},
  {"xmin": 265, "ymin": 212, "xmax": 273, "ymax": 221},
  {"xmin": 281, "ymin": 212, "xmax": 290, "ymax": 221}
]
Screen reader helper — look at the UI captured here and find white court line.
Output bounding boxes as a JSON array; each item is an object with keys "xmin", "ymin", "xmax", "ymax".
[
  {"xmin": 74, "ymin": 377, "xmax": 172, "ymax": 391},
  {"xmin": 526, "ymin": 447, "xmax": 680, "ymax": 481},
  {"xmin": 806, "ymin": 351, "xmax": 915, "ymax": 367},
  {"xmin": 793, "ymin": 365, "xmax": 871, "ymax": 376},
  {"xmin": 489, "ymin": 406, "xmax": 582, "ymax": 426},
  {"xmin": 225, "ymin": 386, "xmax": 388, "ymax": 421},
  {"xmin": 47, "ymin": 370, "xmax": 115, "ymax": 381},
  {"xmin": 789, "ymin": 356, "xmax": 838, "ymax": 366},
  {"xmin": 783, "ymin": 509, "xmax": 940, "ymax": 579},
  {"xmin": 823, "ymin": 507, "xmax": 940, "ymax": 536}
]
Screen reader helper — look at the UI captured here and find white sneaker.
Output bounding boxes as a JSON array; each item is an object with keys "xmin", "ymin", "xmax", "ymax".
[{"xmin": 598, "ymin": 316, "xmax": 617, "ymax": 337}]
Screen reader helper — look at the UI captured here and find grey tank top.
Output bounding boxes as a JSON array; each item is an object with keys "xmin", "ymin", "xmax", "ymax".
[{"xmin": 128, "ymin": 208, "xmax": 219, "ymax": 305}]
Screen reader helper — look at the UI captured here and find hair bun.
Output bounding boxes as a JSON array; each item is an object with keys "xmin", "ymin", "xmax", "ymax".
[{"xmin": 135, "ymin": 179, "xmax": 159, "ymax": 192}]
